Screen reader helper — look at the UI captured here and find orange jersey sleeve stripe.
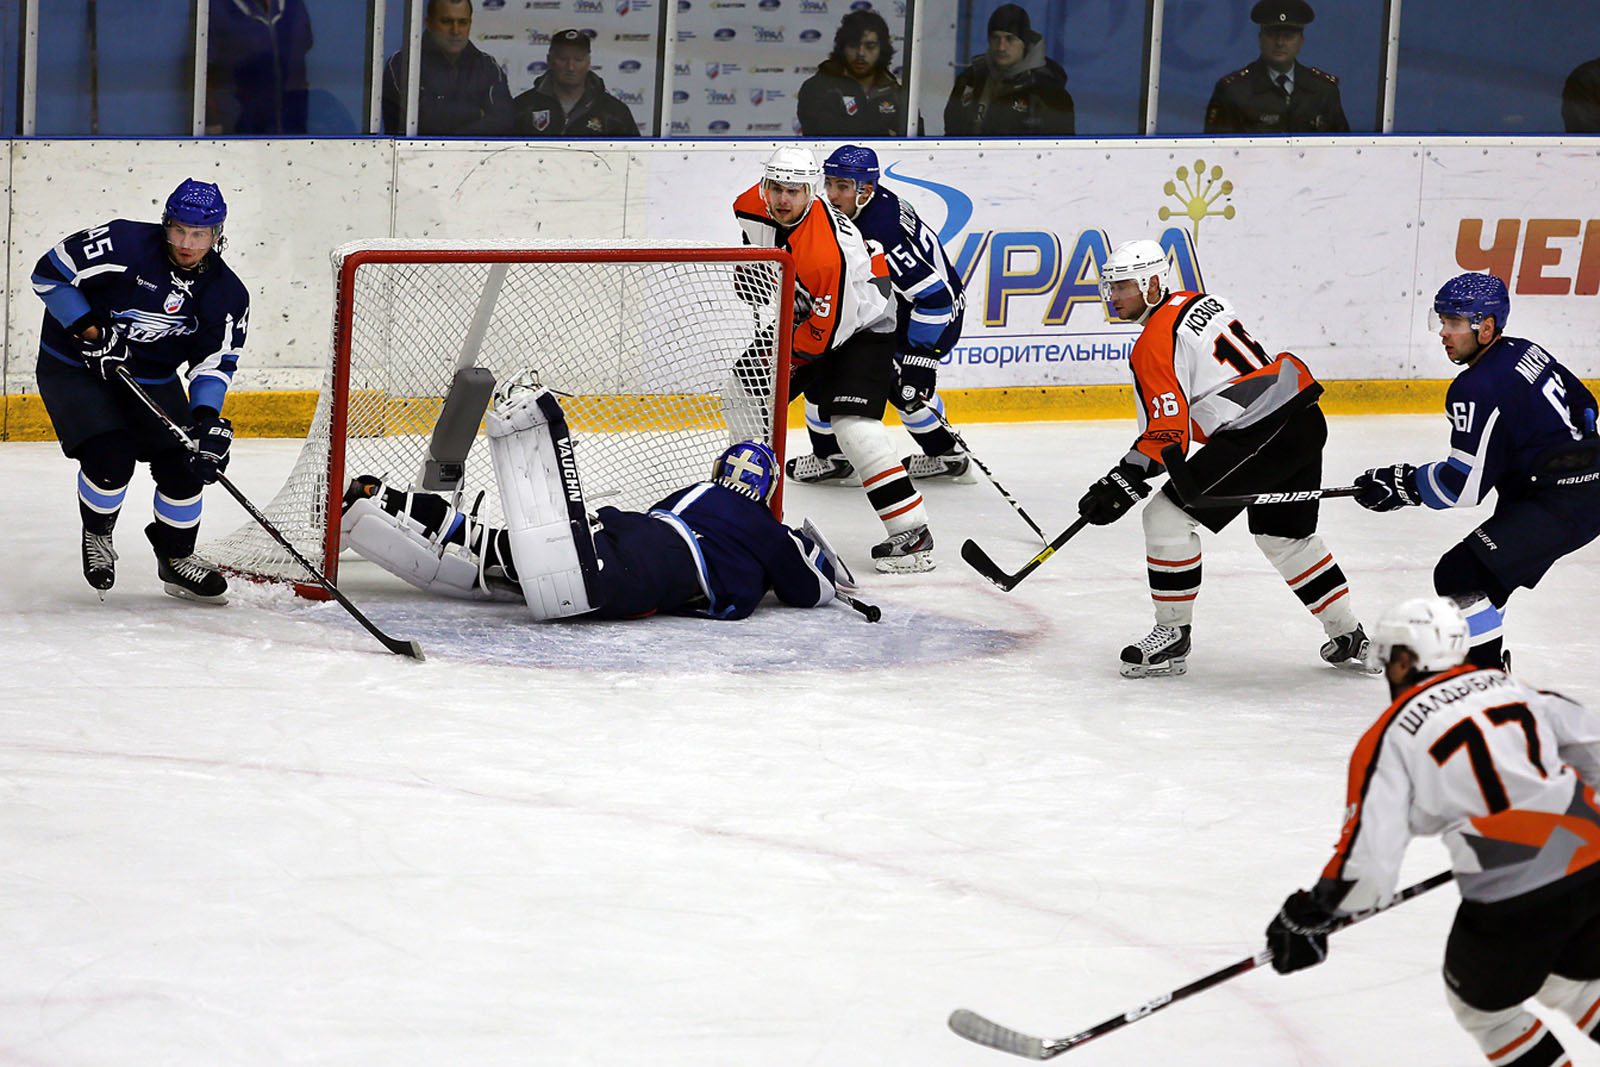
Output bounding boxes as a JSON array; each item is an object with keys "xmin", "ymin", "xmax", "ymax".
[
  {"xmin": 787, "ymin": 205, "xmax": 847, "ymax": 357},
  {"xmin": 1321, "ymin": 664, "xmax": 1482, "ymax": 883}
]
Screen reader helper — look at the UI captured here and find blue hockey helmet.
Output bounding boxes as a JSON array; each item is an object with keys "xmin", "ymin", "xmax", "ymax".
[
  {"xmin": 823, "ymin": 144, "xmax": 880, "ymax": 185},
  {"xmin": 1433, "ymin": 272, "xmax": 1509, "ymax": 333},
  {"xmin": 712, "ymin": 440, "xmax": 779, "ymax": 503},
  {"xmin": 163, "ymin": 178, "xmax": 227, "ymax": 229}
]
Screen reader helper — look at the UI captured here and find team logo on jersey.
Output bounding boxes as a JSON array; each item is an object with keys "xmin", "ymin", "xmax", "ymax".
[
  {"xmin": 1157, "ymin": 159, "xmax": 1235, "ymax": 241},
  {"xmin": 587, "ymin": 117, "xmax": 604, "ymax": 131},
  {"xmin": 529, "ymin": 109, "xmax": 552, "ymax": 130},
  {"xmin": 842, "ymin": 95, "xmax": 857, "ymax": 115},
  {"xmin": 878, "ymin": 99, "xmax": 895, "ymax": 114},
  {"xmin": 163, "ymin": 291, "xmax": 185, "ymax": 314}
]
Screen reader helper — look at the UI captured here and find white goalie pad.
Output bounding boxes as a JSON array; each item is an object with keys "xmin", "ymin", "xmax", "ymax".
[
  {"xmin": 340, "ymin": 497, "xmax": 491, "ymax": 600},
  {"xmin": 485, "ymin": 381, "xmax": 602, "ymax": 620},
  {"xmin": 802, "ymin": 517, "xmax": 857, "ymax": 592}
]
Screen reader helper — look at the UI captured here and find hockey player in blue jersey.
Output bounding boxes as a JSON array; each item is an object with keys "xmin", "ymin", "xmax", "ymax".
[
  {"xmin": 785, "ymin": 144, "xmax": 974, "ymax": 487},
  {"xmin": 1354, "ymin": 272, "xmax": 1600, "ymax": 667},
  {"xmin": 32, "ymin": 178, "xmax": 251, "ymax": 604},
  {"xmin": 340, "ymin": 377, "xmax": 844, "ymax": 621}
]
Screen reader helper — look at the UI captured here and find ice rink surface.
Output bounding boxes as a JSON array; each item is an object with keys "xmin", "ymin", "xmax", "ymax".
[{"xmin": 4, "ymin": 414, "xmax": 1598, "ymax": 1066}]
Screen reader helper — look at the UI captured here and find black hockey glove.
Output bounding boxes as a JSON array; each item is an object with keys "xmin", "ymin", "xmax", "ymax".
[
  {"xmin": 896, "ymin": 351, "xmax": 940, "ymax": 407},
  {"xmin": 186, "ymin": 409, "xmax": 234, "ymax": 484},
  {"xmin": 78, "ymin": 321, "xmax": 129, "ymax": 381},
  {"xmin": 1265, "ymin": 889, "xmax": 1336, "ymax": 974},
  {"xmin": 1354, "ymin": 463, "xmax": 1421, "ymax": 512},
  {"xmin": 1078, "ymin": 461, "xmax": 1151, "ymax": 525}
]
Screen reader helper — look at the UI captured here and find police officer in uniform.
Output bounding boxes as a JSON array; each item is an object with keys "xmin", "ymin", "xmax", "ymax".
[{"xmin": 1204, "ymin": 0, "xmax": 1349, "ymax": 134}]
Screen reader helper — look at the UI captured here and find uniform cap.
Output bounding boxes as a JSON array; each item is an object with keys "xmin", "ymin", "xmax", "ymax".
[
  {"xmin": 550, "ymin": 28, "xmax": 591, "ymax": 52},
  {"xmin": 987, "ymin": 3, "xmax": 1043, "ymax": 45},
  {"xmin": 1251, "ymin": 0, "xmax": 1314, "ymax": 29}
]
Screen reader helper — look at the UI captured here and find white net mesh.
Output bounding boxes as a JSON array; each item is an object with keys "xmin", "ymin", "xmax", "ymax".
[{"xmin": 201, "ymin": 240, "xmax": 792, "ymax": 586}]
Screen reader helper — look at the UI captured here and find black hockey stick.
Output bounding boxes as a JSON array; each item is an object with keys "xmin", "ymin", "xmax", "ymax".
[
  {"xmin": 930, "ymin": 410, "xmax": 1047, "ymax": 543},
  {"xmin": 837, "ymin": 591, "xmax": 882, "ymax": 623},
  {"xmin": 961, "ymin": 516, "xmax": 1091, "ymax": 593},
  {"xmin": 948, "ymin": 869, "xmax": 1454, "ymax": 1060},
  {"xmin": 1159, "ymin": 444, "xmax": 1362, "ymax": 508},
  {"xmin": 116, "ymin": 368, "xmax": 425, "ymax": 660}
]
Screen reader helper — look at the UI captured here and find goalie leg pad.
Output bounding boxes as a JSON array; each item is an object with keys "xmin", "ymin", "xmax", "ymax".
[
  {"xmin": 340, "ymin": 497, "xmax": 490, "ymax": 600},
  {"xmin": 486, "ymin": 385, "xmax": 602, "ymax": 620}
]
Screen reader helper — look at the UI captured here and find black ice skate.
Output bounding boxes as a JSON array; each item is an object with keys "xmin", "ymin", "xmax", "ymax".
[
  {"xmin": 901, "ymin": 450, "xmax": 976, "ymax": 484},
  {"xmin": 785, "ymin": 453, "xmax": 860, "ymax": 486},
  {"xmin": 81, "ymin": 528, "xmax": 117, "ymax": 597},
  {"xmin": 1320, "ymin": 624, "xmax": 1377, "ymax": 672},
  {"xmin": 872, "ymin": 523, "xmax": 935, "ymax": 573},
  {"xmin": 145, "ymin": 524, "xmax": 228, "ymax": 604},
  {"xmin": 1120, "ymin": 624, "xmax": 1191, "ymax": 678}
]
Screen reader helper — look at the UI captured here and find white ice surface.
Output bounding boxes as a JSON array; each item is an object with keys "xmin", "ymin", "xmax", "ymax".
[{"xmin": 4, "ymin": 415, "xmax": 1598, "ymax": 1066}]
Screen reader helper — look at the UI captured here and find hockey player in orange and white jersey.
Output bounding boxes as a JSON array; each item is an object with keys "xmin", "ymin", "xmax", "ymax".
[
  {"xmin": 1266, "ymin": 597, "xmax": 1600, "ymax": 1067},
  {"xmin": 1079, "ymin": 238, "xmax": 1366, "ymax": 676},
  {"xmin": 733, "ymin": 145, "xmax": 935, "ymax": 572}
]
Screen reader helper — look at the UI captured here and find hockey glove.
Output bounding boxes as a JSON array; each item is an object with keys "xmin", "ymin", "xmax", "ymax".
[
  {"xmin": 185, "ymin": 409, "xmax": 234, "ymax": 484},
  {"xmin": 1265, "ymin": 889, "xmax": 1336, "ymax": 974},
  {"xmin": 77, "ymin": 321, "xmax": 129, "ymax": 381},
  {"xmin": 1354, "ymin": 463, "xmax": 1421, "ymax": 512},
  {"xmin": 896, "ymin": 351, "xmax": 940, "ymax": 407},
  {"xmin": 1078, "ymin": 461, "xmax": 1151, "ymax": 526}
]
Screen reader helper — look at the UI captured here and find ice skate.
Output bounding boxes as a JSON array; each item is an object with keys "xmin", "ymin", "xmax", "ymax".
[
  {"xmin": 145, "ymin": 524, "xmax": 228, "ymax": 604},
  {"xmin": 1321, "ymin": 624, "xmax": 1377, "ymax": 672},
  {"xmin": 1120, "ymin": 623, "xmax": 1191, "ymax": 678},
  {"xmin": 871, "ymin": 523, "xmax": 935, "ymax": 573},
  {"xmin": 785, "ymin": 452, "xmax": 860, "ymax": 486},
  {"xmin": 902, "ymin": 450, "xmax": 977, "ymax": 484},
  {"xmin": 81, "ymin": 529, "xmax": 117, "ymax": 597}
]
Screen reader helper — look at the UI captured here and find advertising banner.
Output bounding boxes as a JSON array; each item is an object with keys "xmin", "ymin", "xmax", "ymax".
[{"xmin": 642, "ymin": 140, "xmax": 1600, "ymax": 386}]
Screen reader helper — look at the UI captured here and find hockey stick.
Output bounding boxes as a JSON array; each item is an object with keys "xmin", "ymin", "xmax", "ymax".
[
  {"xmin": 116, "ymin": 368, "xmax": 425, "ymax": 660},
  {"xmin": 837, "ymin": 592, "xmax": 882, "ymax": 623},
  {"xmin": 1159, "ymin": 444, "xmax": 1362, "ymax": 508},
  {"xmin": 960, "ymin": 516, "xmax": 1091, "ymax": 593},
  {"xmin": 948, "ymin": 869, "xmax": 1454, "ymax": 1060},
  {"xmin": 930, "ymin": 410, "xmax": 1047, "ymax": 543}
]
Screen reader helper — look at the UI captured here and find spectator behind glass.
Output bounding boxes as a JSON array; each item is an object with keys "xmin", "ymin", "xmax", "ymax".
[
  {"xmin": 944, "ymin": 4, "xmax": 1073, "ymax": 136},
  {"xmin": 796, "ymin": 9, "xmax": 906, "ymax": 137},
  {"xmin": 206, "ymin": 0, "xmax": 313, "ymax": 134},
  {"xmin": 1204, "ymin": 0, "xmax": 1349, "ymax": 133},
  {"xmin": 382, "ymin": 0, "xmax": 513, "ymax": 135},
  {"xmin": 511, "ymin": 29, "xmax": 640, "ymax": 136},
  {"xmin": 1564, "ymin": 58, "xmax": 1600, "ymax": 132}
]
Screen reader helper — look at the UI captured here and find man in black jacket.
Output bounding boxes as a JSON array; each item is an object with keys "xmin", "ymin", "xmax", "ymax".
[
  {"xmin": 382, "ymin": 0, "xmax": 513, "ymax": 135},
  {"xmin": 511, "ymin": 30, "xmax": 640, "ymax": 137},
  {"xmin": 943, "ymin": 4, "xmax": 1073, "ymax": 136},
  {"xmin": 1204, "ymin": 0, "xmax": 1349, "ymax": 134},
  {"xmin": 796, "ymin": 9, "xmax": 906, "ymax": 137}
]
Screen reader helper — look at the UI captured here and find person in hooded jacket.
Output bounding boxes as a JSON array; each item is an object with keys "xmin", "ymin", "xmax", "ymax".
[{"xmin": 943, "ymin": 4, "xmax": 1074, "ymax": 136}]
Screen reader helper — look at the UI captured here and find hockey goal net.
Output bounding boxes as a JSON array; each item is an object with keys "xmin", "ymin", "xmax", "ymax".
[{"xmin": 201, "ymin": 239, "xmax": 794, "ymax": 593}]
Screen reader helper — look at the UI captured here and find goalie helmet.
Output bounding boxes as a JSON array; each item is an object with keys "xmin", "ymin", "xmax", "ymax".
[
  {"xmin": 1432, "ymin": 272, "xmax": 1509, "ymax": 333},
  {"xmin": 1098, "ymin": 239, "xmax": 1172, "ymax": 311},
  {"xmin": 711, "ymin": 440, "xmax": 779, "ymax": 504},
  {"xmin": 1370, "ymin": 596, "xmax": 1470, "ymax": 673}
]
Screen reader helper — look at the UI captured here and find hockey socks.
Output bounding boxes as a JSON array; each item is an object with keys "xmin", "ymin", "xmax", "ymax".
[{"xmin": 1256, "ymin": 534, "xmax": 1359, "ymax": 637}]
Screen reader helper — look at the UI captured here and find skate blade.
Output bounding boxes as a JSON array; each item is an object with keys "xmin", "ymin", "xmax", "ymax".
[
  {"xmin": 1120, "ymin": 657, "xmax": 1188, "ymax": 679},
  {"xmin": 874, "ymin": 552, "xmax": 935, "ymax": 574},
  {"xmin": 161, "ymin": 582, "xmax": 229, "ymax": 606},
  {"xmin": 1328, "ymin": 657, "xmax": 1382, "ymax": 675}
]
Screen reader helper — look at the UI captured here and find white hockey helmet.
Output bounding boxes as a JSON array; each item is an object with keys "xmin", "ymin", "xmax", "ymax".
[
  {"xmin": 760, "ymin": 145, "xmax": 823, "ymax": 218},
  {"xmin": 1099, "ymin": 239, "xmax": 1173, "ymax": 311},
  {"xmin": 1369, "ymin": 596, "xmax": 1471, "ymax": 673}
]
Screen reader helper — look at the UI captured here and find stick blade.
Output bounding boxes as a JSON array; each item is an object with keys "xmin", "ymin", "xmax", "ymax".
[
  {"xmin": 960, "ymin": 539, "xmax": 1018, "ymax": 592},
  {"xmin": 948, "ymin": 1009, "xmax": 1050, "ymax": 1060}
]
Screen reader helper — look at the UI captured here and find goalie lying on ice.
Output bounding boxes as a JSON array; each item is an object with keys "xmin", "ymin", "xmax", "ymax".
[{"xmin": 339, "ymin": 381, "xmax": 843, "ymax": 621}]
